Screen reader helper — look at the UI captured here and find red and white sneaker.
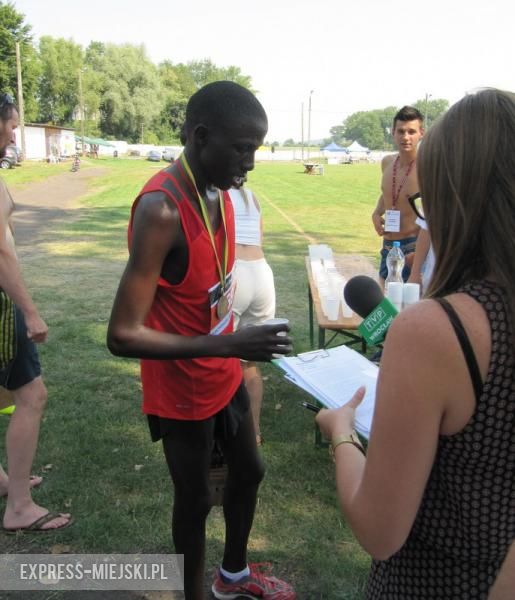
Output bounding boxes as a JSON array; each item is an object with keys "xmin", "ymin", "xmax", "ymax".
[{"xmin": 211, "ymin": 563, "xmax": 296, "ymax": 599}]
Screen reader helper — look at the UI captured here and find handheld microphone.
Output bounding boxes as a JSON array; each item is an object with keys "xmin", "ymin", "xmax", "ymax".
[{"xmin": 344, "ymin": 276, "xmax": 399, "ymax": 345}]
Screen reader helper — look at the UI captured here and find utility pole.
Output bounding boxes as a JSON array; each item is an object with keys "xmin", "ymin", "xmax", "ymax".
[
  {"xmin": 301, "ymin": 102, "xmax": 304, "ymax": 161},
  {"xmin": 424, "ymin": 92, "xmax": 432, "ymax": 129},
  {"xmin": 307, "ymin": 90, "xmax": 314, "ymax": 160},
  {"xmin": 15, "ymin": 42, "xmax": 26, "ymax": 158},
  {"xmin": 78, "ymin": 69, "xmax": 86, "ymax": 155}
]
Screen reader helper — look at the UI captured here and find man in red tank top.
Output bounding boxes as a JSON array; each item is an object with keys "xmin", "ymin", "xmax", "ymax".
[{"xmin": 107, "ymin": 82, "xmax": 296, "ymax": 600}]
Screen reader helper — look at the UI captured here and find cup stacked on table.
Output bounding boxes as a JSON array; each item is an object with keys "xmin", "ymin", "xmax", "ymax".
[
  {"xmin": 385, "ymin": 281, "xmax": 421, "ymax": 312},
  {"xmin": 308, "ymin": 244, "xmax": 353, "ymax": 321}
]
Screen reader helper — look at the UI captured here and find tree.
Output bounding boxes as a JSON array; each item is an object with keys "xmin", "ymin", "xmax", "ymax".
[
  {"xmin": 413, "ymin": 97, "xmax": 449, "ymax": 128},
  {"xmin": 331, "ymin": 99, "xmax": 450, "ymax": 150},
  {"xmin": 93, "ymin": 44, "xmax": 162, "ymax": 142},
  {"xmin": 152, "ymin": 59, "xmax": 255, "ymax": 144},
  {"xmin": 343, "ymin": 111, "xmax": 384, "ymax": 149},
  {"xmin": 152, "ymin": 61, "xmax": 192, "ymax": 143},
  {"xmin": 37, "ymin": 36, "xmax": 84, "ymax": 124},
  {"xmin": 329, "ymin": 124, "xmax": 346, "ymax": 145},
  {"xmin": 0, "ymin": 1, "xmax": 40, "ymax": 120},
  {"xmin": 181, "ymin": 59, "xmax": 255, "ymax": 92}
]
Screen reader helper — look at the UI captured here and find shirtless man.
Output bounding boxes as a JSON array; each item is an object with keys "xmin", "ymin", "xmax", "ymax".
[
  {"xmin": 371, "ymin": 106, "xmax": 424, "ymax": 285},
  {"xmin": 0, "ymin": 93, "xmax": 72, "ymax": 532}
]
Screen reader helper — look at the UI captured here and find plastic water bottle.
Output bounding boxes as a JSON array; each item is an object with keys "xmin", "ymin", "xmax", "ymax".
[{"xmin": 385, "ymin": 241, "xmax": 405, "ymax": 298}]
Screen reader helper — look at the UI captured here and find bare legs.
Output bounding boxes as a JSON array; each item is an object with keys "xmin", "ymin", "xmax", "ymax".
[
  {"xmin": 2, "ymin": 376, "xmax": 71, "ymax": 530},
  {"xmin": 242, "ymin": 361, "xmax": 264, "ymax": 444}
]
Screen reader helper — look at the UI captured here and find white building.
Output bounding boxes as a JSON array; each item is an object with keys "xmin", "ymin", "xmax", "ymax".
[{"xmin": 15, "ymin": 124, "xmax": 76, "ymax": 160}]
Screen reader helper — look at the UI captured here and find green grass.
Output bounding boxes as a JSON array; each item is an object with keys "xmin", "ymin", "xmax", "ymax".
[{"xmin": 0, "ymin": 159, "xmax": 383, "ymax": 599}]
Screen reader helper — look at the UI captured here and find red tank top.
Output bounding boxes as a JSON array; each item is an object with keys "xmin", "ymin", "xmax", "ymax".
[{"xmin": 128, "ymin": 162, "xmax": 242, "ymax": 420}]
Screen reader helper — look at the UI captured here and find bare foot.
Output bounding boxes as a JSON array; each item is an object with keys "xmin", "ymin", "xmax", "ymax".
[
  {"xmin": 3, "ymin": 501, "xmax": 71, "ymax": 531},
  {"xmin": 0, "ymin": 475, "xmax": 43, "ymax": 498}
]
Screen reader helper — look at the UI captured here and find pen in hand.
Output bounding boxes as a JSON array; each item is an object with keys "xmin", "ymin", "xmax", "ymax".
[{"xmin": 301, "ymin": 401, "xmax": 320, "ymax": 413}]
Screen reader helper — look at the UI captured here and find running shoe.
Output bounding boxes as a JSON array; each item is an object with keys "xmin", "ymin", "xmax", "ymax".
[{"xmin": 211, "ymin": 562, "xmax": 296, "ymax": 599}]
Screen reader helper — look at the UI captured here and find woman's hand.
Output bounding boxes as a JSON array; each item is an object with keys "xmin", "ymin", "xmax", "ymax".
[{"xmin": 316, "ymin": 386, "xmax": 366, "ymax": 440}]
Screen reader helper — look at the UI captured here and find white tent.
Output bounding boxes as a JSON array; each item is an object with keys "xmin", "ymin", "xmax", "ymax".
[{"xmin": 346, "ymin": 140, "xmax": 370, "ymax": 161}]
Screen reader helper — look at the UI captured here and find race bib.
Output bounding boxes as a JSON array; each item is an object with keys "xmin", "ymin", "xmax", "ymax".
[{"xmin": 384, "ymin": 209, "xmax": 401, "ymax": 233}]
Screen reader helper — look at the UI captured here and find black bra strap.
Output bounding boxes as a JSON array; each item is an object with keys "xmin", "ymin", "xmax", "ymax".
[{"xmin": 434, "ymin": 297, "xmax": 484, "ymax": 401}]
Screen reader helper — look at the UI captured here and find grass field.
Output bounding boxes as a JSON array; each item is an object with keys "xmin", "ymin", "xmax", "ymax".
[{"xmin": 0, "ymin": 158, "xmax": 383, "ymax": 599}]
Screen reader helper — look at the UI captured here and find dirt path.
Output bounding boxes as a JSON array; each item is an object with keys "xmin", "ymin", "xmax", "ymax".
[
  {"xmin": 4, "ymin": 167, "xmax": 186, "ymax": 600},
  {"xmin": 11, "ymin": 167, "xmax": 108, "ymax": 253}
]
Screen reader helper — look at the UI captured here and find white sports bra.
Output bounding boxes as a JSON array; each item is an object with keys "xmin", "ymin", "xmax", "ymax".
[{"xmin": 229, "ymin": 188, "xmax": 261, "ymax": 247}]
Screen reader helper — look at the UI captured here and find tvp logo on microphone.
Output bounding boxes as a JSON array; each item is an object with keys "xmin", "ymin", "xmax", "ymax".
[{"xmin": 358, "ymin": 298, "xmax": 399, "ymax": 345}]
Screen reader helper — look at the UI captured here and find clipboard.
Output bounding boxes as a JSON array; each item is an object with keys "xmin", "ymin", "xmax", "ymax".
[{"xmin": 274, "ymin": 345, "xmax": 377, "ymax": 439}]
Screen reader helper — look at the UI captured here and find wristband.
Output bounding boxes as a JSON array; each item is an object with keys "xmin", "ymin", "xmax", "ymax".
[{"xmin": 330, "ymin": 431, "xmax": 365, "ymax": 459}]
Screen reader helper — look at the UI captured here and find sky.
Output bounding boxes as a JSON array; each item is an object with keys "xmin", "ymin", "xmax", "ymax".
[{"xmin": 12, "ymin": 0, "xmax": 515, "ymax": 143}]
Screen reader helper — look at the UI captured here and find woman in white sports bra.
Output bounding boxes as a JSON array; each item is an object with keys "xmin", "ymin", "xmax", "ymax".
[{"xmin": 229, "ymin": 184, "xmax": 276, "ymax": 446}]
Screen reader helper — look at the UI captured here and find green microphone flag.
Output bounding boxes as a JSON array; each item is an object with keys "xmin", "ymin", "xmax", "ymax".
[{"xmin": 358, "ymin": 298, "xmax": 399, "ymax": 345}]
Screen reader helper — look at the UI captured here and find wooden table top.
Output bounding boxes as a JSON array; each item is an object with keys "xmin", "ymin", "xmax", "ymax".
[{"xmin": 306, "ymin": 254, "xmax": 378, "ymax": 329}]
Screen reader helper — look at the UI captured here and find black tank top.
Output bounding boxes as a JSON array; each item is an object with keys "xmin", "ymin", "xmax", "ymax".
[{"xmin": 367, "ymin": 280, "xmax": 515, "ymax": 599}]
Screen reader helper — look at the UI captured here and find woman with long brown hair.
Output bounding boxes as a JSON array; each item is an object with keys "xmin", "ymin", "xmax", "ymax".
[{"xmin": 317, "ymin": 89, "xmax": 515, "ymax": 598}]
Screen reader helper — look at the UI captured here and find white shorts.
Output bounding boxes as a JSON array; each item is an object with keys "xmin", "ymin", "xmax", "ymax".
[{"xmin": 232, "ymin": 258, "xmax": 276, "ymax": 330}]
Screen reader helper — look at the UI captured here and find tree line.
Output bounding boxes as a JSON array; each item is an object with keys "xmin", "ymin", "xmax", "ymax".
[
  {"xmin": 0, "ymin": 1, "xmax": 253, "ymax": 144},
  {"xmin": 1, "ymin": 2, "xmax": 449, "ymax": 148}
]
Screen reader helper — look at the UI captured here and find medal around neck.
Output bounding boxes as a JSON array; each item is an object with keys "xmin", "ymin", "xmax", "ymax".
[
  {"xmin": 217, "ymin": 294, "xmax": 230, "ymax": 319},
  {"xmin": 180, "ymin": 154, "xmax": 229, "ymax": 318}
]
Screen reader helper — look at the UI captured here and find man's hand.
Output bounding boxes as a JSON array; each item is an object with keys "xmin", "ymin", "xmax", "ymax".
[
  {"xmin": 229, "ymin": 322, "xmax": 292, "ymax": 362},
  {"xmin": 25, "ymin": 312, "xmax": 48, "ymax": 344},
  {"xmin": 372, "ymin": 211, "xmax": 385, "ymax": 236}
]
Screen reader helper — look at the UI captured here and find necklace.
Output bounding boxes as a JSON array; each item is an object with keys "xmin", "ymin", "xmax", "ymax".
[
  {"xmin": 391, "ymin": 156, "xmax": 415, "ymax": 208},
  {"xmin": 180, "ymin": 154, "xmax": 229, "ymax": 319}
]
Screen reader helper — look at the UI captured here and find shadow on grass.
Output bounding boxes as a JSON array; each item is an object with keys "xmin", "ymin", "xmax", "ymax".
[{"xmin": 0, "ymin": 163, "xmax": 373, "ymax": 599}]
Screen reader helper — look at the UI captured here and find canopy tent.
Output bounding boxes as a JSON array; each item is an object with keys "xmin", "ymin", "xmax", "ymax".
[
  {"xmin": 90, "ymin": 137, "xmax": 115, "ymax": 147},
  {"xmin": 75, "ymin": 135, "xmax": 115, "ymax": 147},
  {"xmin": 346, "ymin": 140, "xmax": 369, "ymax": 153},
  {"xmin": 321, "ymin": 141, "xmax": 348, "ymax": 152}
]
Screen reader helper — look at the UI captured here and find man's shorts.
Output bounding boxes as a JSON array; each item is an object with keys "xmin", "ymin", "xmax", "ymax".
[
  {"xmin": 232, "ymin": 259, "xmax": 275, "ymax": 330},
  {"xmin": 0, "ymin": 306, "xmax": 41, "ymax": 391},
  {"xmin": 147, "ymin": 381, "xmax": 250, "ymax": 443},
  {"xmin": 379, "ymin": 236, "xmax": 418, "ymax": 281}
]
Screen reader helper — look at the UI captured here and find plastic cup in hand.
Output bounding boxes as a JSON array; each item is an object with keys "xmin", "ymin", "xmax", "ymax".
[{"xmin": 264, "ymin": 318, "xmax": 289, "ymax": 358}]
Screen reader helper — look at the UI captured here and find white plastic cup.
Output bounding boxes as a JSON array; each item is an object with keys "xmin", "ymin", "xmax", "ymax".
[
  {"xmin": 324, "ymin": 296, "xmax": 340, "ymax": 321},
  {"xmin": 341, "ymin": 298, "xmax": 353, "ymax": 318},
  {"xmin": 264, "ymin": 318, "xmax": 289, "ymax": 358},
  {"xmin": 403, "ymin": 283, "xmax": 420, "ymax": 308},
  {"xmin": 386, "ymin": 282, "xmax": 403, "ymax": 312}
]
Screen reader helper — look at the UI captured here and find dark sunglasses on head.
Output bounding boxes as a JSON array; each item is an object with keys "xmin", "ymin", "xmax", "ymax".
[
  {"xmin": 0, "ymin": 93, "xmax": 15, "ymax": 109},
  {"xmin": 408, "ymin": 192, "xmax": 425, "ymax": 220}
]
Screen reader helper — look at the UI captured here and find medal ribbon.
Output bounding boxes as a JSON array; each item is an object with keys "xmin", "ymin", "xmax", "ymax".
[
  {"xmin": 180, "ymin": 154, "xmax": 228, "ymax": 293},
  {"xmin": 391, "ymin": 156, "xmax": 415, "ymax": 209}
]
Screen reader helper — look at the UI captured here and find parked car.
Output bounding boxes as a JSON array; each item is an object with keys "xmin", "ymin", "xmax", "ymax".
[
  {"xmin": 162, "ymin": 147, "xmax": 176, "ymax": 162},
  {"xmin": 0, "ymin": 145, "xmax": 20, "ymax": 169},
  {"xmin": 10, "ymin": 145, "xmax": 23, "ymax": 164},
  {"xmin": 147, "ymin": 150, "xmax": 162, "ymax": 162}
]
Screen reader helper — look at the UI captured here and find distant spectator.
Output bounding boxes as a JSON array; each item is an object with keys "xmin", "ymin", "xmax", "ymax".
[{"xmin": 371, "ymin": 106, "xmax": 424, "ymax": 286}]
